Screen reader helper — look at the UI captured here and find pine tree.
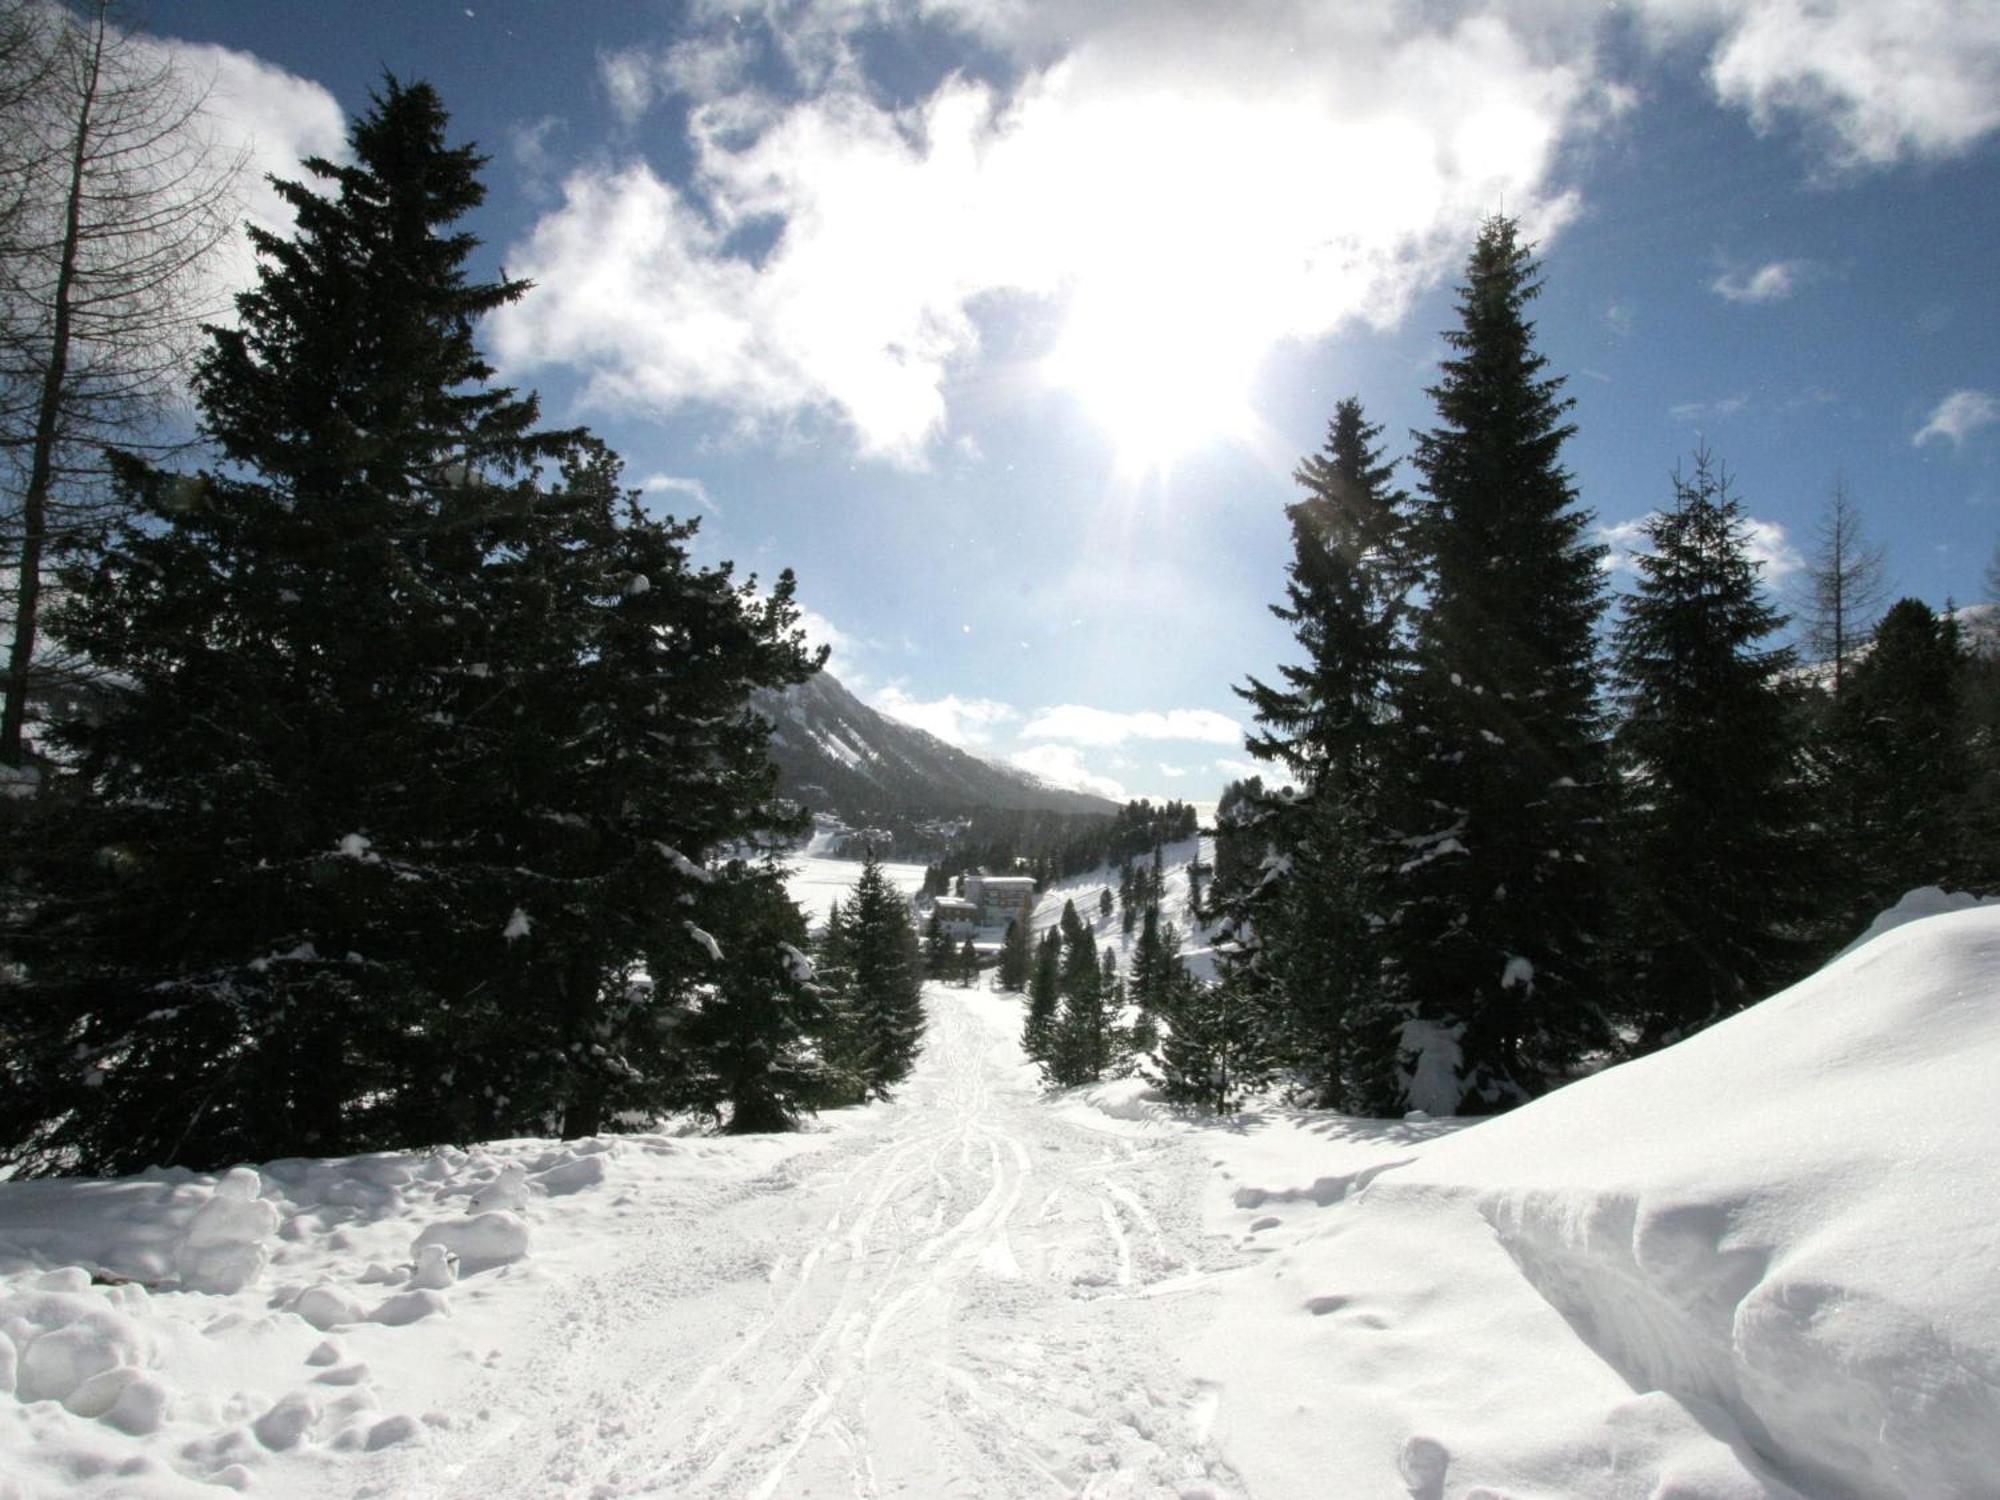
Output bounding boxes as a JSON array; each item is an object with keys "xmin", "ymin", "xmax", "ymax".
[
  {"xmin": 1159, "ymin": 966, "xmax": 1265, "ymax": 1112},
  {"xmin": 996, "ymin": 914, "xmax": 1032, "ymax": 992},
  {"xmin": 679, "ymin": 867, "xmax": 831, "ymax": 1133},
  {"xmin": 922, "ymin": 910, "xmax": 951, "ymax": 977},
  {"xmin": 1236, "ymin": 396, "xmax": 1413, "ymax": 1108},
  {"xmin": 1610, "ymin": 447, "xmax": 1820, "ymax": 1046},
  {"xmin": 1023, "ymin": 927, "xmax": 1062, "ymax": 1063},
  {"xmin": 842, "ymin": 849, "xmax": 926, "ymax": 1095},
  {"xmin": 957, "ymin": 937, "xmax": 979, "ymax": 987},
  {"xmin": 0, "ymin": 80, "xmax": 820, "ymax": 1173},
  {"xmin": 1386, "ymin": 215, "xmax": 1611, "ymax": 1113},
  {"xmin": 1829, "ymin": 598, "xmax": 1971, "ymax": 915},
  {"xmin": 1099, "ymin": 887, "xmax": 1113, "ymax": 921},
  {"xmin": 1046, "ymin": 909, "xmax": 1109, "ymax": 1086}
]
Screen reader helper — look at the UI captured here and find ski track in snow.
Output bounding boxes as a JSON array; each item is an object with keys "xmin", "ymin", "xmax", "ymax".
[{"xmin": 336, "ymin": 985, "xmax": 1247, "ymax": 1500}]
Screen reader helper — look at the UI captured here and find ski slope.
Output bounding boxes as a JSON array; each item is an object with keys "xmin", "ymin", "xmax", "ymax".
[{"xmin": 335, "ymin": 982, "xmax": 1242, "ymax": 1499}]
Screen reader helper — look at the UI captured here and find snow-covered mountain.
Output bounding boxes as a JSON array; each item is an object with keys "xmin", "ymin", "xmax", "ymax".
[{"xmin": 753, "ymin": 669, "xmax": 1118, "ymax": 820}]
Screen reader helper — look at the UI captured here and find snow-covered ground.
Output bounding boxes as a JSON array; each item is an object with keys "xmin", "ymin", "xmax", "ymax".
[
  {"xmin": 5, "ymin": 864, "xmax": 1998, "ymax": 1499},
  {"xmin": 782, "ymin": 845, "xmax": 928, "ymax": 928}
]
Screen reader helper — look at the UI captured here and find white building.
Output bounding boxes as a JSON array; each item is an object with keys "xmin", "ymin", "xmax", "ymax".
[{"xmin": 962, "ymin": 875, "xmax": 1037, "ymax": 928}]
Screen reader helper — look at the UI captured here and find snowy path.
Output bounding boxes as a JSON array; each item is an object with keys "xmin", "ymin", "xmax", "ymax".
[{"xmin": 340, "ymin": 986, "xmax": 1245, "ymax": 1500}]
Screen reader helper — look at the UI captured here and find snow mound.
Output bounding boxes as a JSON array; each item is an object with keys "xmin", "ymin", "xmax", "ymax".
[
  {"xmin": 409, "ymin": 1211, "xmax": 529, "ymax": 1273},
  {"xmin": 1387, "ymin": 903, "xmax": 2000, "ymax": 1499},
  {"xmin": 1835, "ymin": 883, "xmax": 2000, "ymax": 959}
]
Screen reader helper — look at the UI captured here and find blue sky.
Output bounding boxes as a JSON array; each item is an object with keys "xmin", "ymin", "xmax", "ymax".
[{"xmin": 149, "ymin": 1, "xmax": 1999, "ymax": 806}]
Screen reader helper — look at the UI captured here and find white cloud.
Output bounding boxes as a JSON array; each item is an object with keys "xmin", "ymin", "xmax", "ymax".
[
  {"xmin": 1010, "ymin": 743, "xmax": 1127, "ymax": 802},
  {"xmin": 1668, "ymin": 393, "xmax": 1749, "ymax": 422},
  {"xmin": 1637, "ymin": 0, "xmax": 2000, "ymax": 169},
  {"xmin": 1710, "ymin": 259, "xmax": 1806, "ymax": 303},
  {"xmin": 796, "ymin": 608, "xmax": 852, "ymax": 661},
  {"xmin": 1599, "ymin": 512, "xmax": 1803, "ymax": 579},
  {"xmin": 1160, "ymin": 764, "xmax": 1188, "ymax": 778},
  {"xmin": 1914, "ymin": 389, "xmax": 2000, "ymax": 448},
  {"xmin": 1742, "ymin": 517, "xmax": 1805, "ymax": 580},
  {"xmin": 490, "ymin": 3, "xmax": 1609, "ymax": 463},
  {"xmin": 872, "ymin": 685, "xmax": 1019, "ymax": 747},
  {"xmin": 1021, "ymin": 704, "xmax": 1242, "ymax": 747},
  {"xmin": 599, "ymin": 46, "xmax": 659, "ymax": 126},
  {"xmin": 1212, "ymin": 757, "xmax": 1265, "ymax": 781},
  {"xmin": 1598, "ymin": 516, "xmax": 1655, "ymax": 574},
  {"xmin": 153, "ymin": 37, "xmax": 349, "ymax": 308},
  {"xmin": 637, "ymin": 472, "xmax": 720, "ymax": 513}
]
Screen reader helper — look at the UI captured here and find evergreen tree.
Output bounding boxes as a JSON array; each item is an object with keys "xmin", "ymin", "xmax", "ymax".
[
  {"xmin": 842, "ymin": 848, "xmax": 926, "ymax": 1096},
  {"xmin": 922, "ymin": 909, "xmax": 951, "ymax": 977},
  {"xmin": 1386, "ymin": 215, "xmax": 1611, "ymax": 1112},
  {"xmin": 1099, "ymin": 887, "xmax": 1113, "ymax": 921},
  {"xmin": 995, "ymin": 914, "xmax": 1032, "ymax": 992},
  {"xmin": 957, "ymin": 937, "xmax": 979, "ymax": 987},
  {"xmin": 678, "ymin": 867, "xmax": 831, "ymax": 1133},
  {"xmin": 1236, "ymin": 395, "xmax": 1413, "ymax": 1108},
  {"xmin": 1045, "ymin": 909, "xmax": 1108, "ymax": 1086},
  {"xmin": 1829, "ymin": 598, "xmax": 1972, "ymax": 914},
  {"xmin": 1159, "ymin": 966, "xmax": 1265, "ymax": 1113},
  {"xmin": 1023, "ymin": 927, "xmax": 1062, "ymax": 1062},
  {"xmin": 1610, "ymin": 447, "xmax": 1820, "ymax": 1046},
  {"xmin": 0, "ymin": 81, "xmax": 821, "ymax": 1172},
  {"xmin": 1127, "ymin": 904, "xmax": 1176, "ymax": 1016}
]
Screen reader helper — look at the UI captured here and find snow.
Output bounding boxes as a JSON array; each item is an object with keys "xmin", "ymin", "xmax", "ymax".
[
  {"xmin": 781, "ymin": 847, "xmax": 927, "ymax": 928},
  {"xmin": 501, "ymin": 907, "xmax": 532, "ymax": 943},
  {"xmin": 4, "ymin": 874, "xmax": 1997, "ymax": 1498}
]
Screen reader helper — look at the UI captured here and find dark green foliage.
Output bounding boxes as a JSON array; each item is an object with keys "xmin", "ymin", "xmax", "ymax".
[
  {"xmin": 1610, "ymin": 448, "xmax": 1822, "ymax": 1045},
  {"xmin": 1159, "ymin": 966, "xmax": 1266, "ymax": 1113},
  {"xmin": 1385, "ymin": 216, "xmax": 1611, "ymax": 1112},
  {"xmin": 923, "ymin": 910, "xmax": 952, "ymax": 977},
  {"xmin": 1023, "ymin": 927, "xmax": 1061, "ymax": 1062},
  {"xmin": 957, "ymin": 937, "xmax": 979, "ymax": 987},
  {"xmin": 1236, "ymin": 396, "xmax": 1414, "ymax": 1109},
  {"xmin": 1044, "ymin": 903, "xmax": 1110, "ymax": 1086},
  {"xmin": 1826, "ymin": 598, "xmax": 1974, "ymax": 915},
  {"xmin": 0, "ymin": 81, "xmax": 821, "ymax": 1174},
  {"xmin": 679, "ymin": 868, "xmax": 832, "ymax": 1134},
  {"xmin": 1099, "ymin": 887, "xmax": 1113, "ymax": 921},
  {"xmin": 829, "ymin": 848, "xmax": 926, "ymax": 1097},
  {"xmin": 996, "ymin": 914, "xmax": 1032, "ymax": 992}
]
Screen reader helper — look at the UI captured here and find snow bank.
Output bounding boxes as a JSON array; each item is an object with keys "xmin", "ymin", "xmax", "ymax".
[{"xmin": 1196, "ymin": 902, "xmax": 2000, "ymax": 1500}]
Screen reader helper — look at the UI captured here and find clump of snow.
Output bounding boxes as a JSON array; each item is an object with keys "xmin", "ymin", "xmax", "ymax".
[
  {"xmin": 410, "ymin": 1211, "xmax": 529, "ymax": 1273},
  {"xmin": 1836, "ymin": 883, "xmax": 2000, "ymax": 959},
  {"xmin": 290, "ymin": 1283, "xmax": 365, "ymax": 1331},
  {"xmin": 1499, "ymin": 954, "xmax": 1534, "ymax": 990},
  {"xmin": 1396, "ymin": 1018, "xmax": 1464, "ymax": 1117},
  {"xmin": 173, "ymin": 1169, "xmax": 279, "ymax": 1294},
  {"xmin": 502, "ymin": 906, "xmax": 533, "ymax": 942},
  {"xmin": 684, "ymin": 921, "xmax": 723, "ymax": 961}
]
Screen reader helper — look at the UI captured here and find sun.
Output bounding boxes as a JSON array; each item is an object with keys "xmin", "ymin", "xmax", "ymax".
[{"xmin": 1044, "ymin": 275, "xmax": 1264, "ymax": 479}]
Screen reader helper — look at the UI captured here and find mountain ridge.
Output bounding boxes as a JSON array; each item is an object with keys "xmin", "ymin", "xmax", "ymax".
[{"xmin": 753, "ymin": 669, "xmax": 1120, "ymax": 821}]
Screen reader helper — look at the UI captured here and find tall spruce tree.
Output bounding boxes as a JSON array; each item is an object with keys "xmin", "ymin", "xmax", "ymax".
[
  {"xmin": 1387, "ymin": 215, "xmax": 1611, "ymax": 1112},
  {"xmin": 1236, "ymin": 396, "xmax": 1412, "ymax": 1108},
  {"xmin": 1610, "ymin": 448, "xmax": 1819, "ymax": 1046},
  {"xmin": 0, "ymin": 80, "xmax": 820, "ymax": 1173},
  {"xmin": 841, "ymin": 849, "xmax": 926, "ymax": 1096}
]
